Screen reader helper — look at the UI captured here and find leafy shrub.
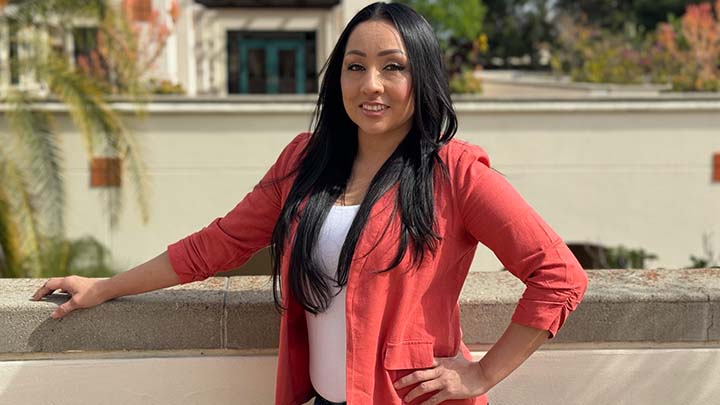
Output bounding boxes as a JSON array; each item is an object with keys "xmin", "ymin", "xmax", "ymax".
[
  {"xmin": 449, "ymin": 69, "xmax": 484, "ymax": 94},
  {"xmin": 553, "ymin": 0, "xmax": 720, "ymax": 91},
  {"xmin": 653, "ymin": 1, "xmax": 720, "ymax": 91},
  {"xmin": 688, "ymin": 232, "xmax": 719, "ymax": 268},
  {"xmin": 566, "ymin": 242, "xmax": 657, "ymax": 269},
  {"xmin": 552, "ymin": 15, "xmax": 650, "ymax": 84},
  {"xmin": 604, "ymin": 245, "xmax": 658, "ymax": 269},
  {"xmin": 1, "ymin": 235, "xmax": 116, "ymax": 278},
  {"xmin": 149, "ymin": 79, "xmax": 185, "ymax": 95}
]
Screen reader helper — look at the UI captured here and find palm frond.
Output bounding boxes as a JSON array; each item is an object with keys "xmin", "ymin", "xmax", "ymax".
[
  {"xmin": 5, "ymin": 0, "xmax": 106, "ymax": 25},
  {"xmin": 4, "ymin": 90, "xmax": 65, "ymax": 237},
  {"xmin": 112, "ymin": 122, "xmax": 151, "ymax": 224},
  {"xmin": 38, "ymin": 55, "xmax": 110, "ymax": 155},
  {"xmin": 93, "ymin": 7, "xmax": 152, "ymax": 222},
  {"xmin": 65, "ymin": 236, "xmax": 115, "ymax": 277},
  {"xmin": 40, "ymin": 235, "xmax": 116, "ymax": 278},
  {"xmin": 1, "ymin": 0, "xmax": 153, "ymax": 277},
  {"xmin": 0, "ymin": 177, "xmax": 20, "ymax": 278},
  {"xmin": 0, "ymin": 150, "xmax": 44, "ymax": 277},
  {"xmin": 96, "ymin": 6, "xmax": 151, "ymax": 108},
  {"xmin": 37, "ymin": 54, "xmax": 151, "ymax": 227}
]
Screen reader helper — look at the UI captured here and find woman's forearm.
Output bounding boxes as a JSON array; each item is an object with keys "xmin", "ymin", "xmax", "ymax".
[
  {"xmin": 97, "ymin": 251, "xmax": 180, "ymax": 301},
  {"xmin": 477, "ymin": 322, "xmax": 550, "ymax": 391}
]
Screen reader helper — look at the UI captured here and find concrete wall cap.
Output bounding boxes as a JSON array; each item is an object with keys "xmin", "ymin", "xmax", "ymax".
[
  {"xmin": 2, "ymin": 96, "xmax": 720, "ymax": 114},
  {"xmin": 1, "ymin": 269, "xmax": 719, "ymax": 354}
]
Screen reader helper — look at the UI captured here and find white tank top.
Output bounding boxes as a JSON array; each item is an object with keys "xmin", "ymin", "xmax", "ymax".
[{"xmin": 305, "ymin": 204, "xmax": 360, "ymax": 402}]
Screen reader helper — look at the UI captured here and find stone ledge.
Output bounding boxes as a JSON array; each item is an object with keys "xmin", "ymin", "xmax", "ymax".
[
  {"xmin": 1, "ymin": 269, "xmax": 718, "ymax": 353},
  {"xmin": 2, "ymin": 97, "xmax": 720, "ymax": 114}
]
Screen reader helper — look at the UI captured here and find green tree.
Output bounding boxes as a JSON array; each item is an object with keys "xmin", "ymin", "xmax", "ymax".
[
  {"xmin": 0, "ymin": 0, "xmax": 154, "ymax": 278},
  {"xmin": 552, "ymin": 0, "xmax": 720, "ymax": 90},
  {"xmin": 482, "ymin": 0, "xmax": 556, "ymax": 69},
  {"xmin": 396, "ymin": 0, "xmax": 487, "ymax": 74},
  {"xmin": 553, "ymin": 0, "xmax": 706, "ymax": 31},
  {"xmin": 635, "ymin": 0, "xmax": 707, "ymax": 29}
]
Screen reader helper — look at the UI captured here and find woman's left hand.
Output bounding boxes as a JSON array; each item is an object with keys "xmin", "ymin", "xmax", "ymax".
[{"xmin": 393, "ymin": 351, "xmax": 491, "ymax": 404}]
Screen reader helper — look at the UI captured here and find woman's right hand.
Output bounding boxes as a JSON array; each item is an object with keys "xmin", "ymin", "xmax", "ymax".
[
  {"xmin": 29, "ymin": 252, "xmax": 180, "ymax": 319},
  {"xmin": 30, "ymin": 276, "xmax": 108, "ymax": 319}
]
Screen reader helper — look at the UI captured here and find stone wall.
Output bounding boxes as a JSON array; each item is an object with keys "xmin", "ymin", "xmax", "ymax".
[
  {"xmin": 1, "ymin": 269, "xmax": 719, "ymax": 404},
  {"xmin": 1, "ymin": 96, "xmax": 718, "ymax": 272}
]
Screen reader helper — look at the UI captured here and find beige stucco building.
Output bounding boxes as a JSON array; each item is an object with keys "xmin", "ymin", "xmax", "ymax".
[
  {"xmin": 1, "ymin": 0, "xmax": 719, "ymax": 271},
  {"xmin": 0, "ymin": 0, "xmax": 376, "ymax": 96},
  {"xmin": 2, "ymin": 3, "xmax": 720, "ymax": 404},
  {"xmin": 154, "ymin": 0, "xmax": 377, "ymax": 96}
]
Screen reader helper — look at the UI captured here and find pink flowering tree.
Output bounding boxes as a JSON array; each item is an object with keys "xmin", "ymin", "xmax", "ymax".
[{"xmin": 654, "ymin": 0, "xmax": 720, "ymax": 91}]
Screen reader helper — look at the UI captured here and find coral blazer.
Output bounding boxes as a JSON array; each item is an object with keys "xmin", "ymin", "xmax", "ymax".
[{"xmin": 168, "ymin": 132, "xmax": 588, "ymax": 405}]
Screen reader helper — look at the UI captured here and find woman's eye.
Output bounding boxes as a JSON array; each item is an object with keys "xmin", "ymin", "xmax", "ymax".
[
  {"xmin": 347, "ymin": 63, "xmax": 364, "ymax": 71},
  {"xmin": 385, "ymin": 63, "xmax": 406, "ymax": 71}
]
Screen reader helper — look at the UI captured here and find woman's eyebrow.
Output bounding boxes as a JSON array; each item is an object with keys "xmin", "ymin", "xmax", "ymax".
[{"xmin": 344, "ymin": 49, "xmax": 406, "ymax": 57}]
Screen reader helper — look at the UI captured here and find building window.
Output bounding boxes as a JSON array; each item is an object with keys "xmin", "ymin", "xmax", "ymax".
[
  {"xmin": 8, "ymin": 19, "xmax": 20, "ymax": 85},
  {"xmin": 72, "ymin": 27, "xmax": 105, "ymax": 76},
  {"xmin": 73, "ymin": 27, "xmax": 98, "ymax": 60},
  {"xmin": 227, "ymin": 31, "xmax": 317, "ymax": 94}
]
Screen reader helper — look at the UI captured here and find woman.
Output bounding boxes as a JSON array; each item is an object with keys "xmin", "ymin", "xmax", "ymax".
[{"xmin": 31, "ymin": 2, "xmax": 587, "ymax": 405}]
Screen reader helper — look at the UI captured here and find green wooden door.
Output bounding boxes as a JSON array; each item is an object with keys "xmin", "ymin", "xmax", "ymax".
[{"xmin": 239, "ymin": 39, "xmax": 306, "ymax": 94}]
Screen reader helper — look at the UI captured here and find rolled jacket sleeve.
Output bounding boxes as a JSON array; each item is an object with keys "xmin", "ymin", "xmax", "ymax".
[
  {"xmin": 167, "ymin": 132, "xmax": 309, "ymax": 284},
  {"xmin": 454, "ymin": 144, "xmax": 588, "ymax": 338}
]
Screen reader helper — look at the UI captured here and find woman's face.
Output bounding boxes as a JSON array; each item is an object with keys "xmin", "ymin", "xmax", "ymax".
[{"xmin": 341, "ymin": 20, "xmax": 414, "ymax": 141}]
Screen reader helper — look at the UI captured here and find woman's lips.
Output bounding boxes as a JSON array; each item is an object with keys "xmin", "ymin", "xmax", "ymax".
[{"xmin": 360, "ymin": 103, "xmax": 389, "ymax": 117}]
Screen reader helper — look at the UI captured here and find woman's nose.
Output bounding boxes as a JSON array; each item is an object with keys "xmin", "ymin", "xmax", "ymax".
[{"xmin": 360, "ymin": 69, "xmax": 383, "ymax": 95}]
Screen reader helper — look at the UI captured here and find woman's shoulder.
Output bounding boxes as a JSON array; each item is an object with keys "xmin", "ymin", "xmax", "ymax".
[
  {"xmin": 441, "ymin": 137, "xmax": 491, "ymax": 169},
  {"xmin": 275, "ymin": 132, "xmax": 312, "ymax": 164},
  {"xmin": 288, "ymin": 131, "xmax": 312, "ymax": 152}
]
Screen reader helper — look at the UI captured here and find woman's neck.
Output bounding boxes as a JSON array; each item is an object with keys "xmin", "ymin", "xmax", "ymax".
[
  {"xmin": 356, "ymin": 128, "xmax": 406, "ymax": 167},
  {"xmin": 341, "ymin": 128, "xmax": 408, "ymax": 205}
]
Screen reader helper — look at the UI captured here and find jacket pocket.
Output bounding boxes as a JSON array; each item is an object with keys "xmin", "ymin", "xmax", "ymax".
[
  {"xmin": 383, "ymin": 341, "xmax": 485, "ymax": 405},
  {"xmin": 383, "ymin": 340, "xmax": 436, "ymax": 370}
]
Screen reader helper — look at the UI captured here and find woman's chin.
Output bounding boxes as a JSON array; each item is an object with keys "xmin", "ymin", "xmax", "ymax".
[
  {"xmin": 357, "ymin": 125, "xmax": 408, "ymax": 139},
  {"xmin": 358, "ymin": 127, "xmax": 388, "ymax": 137}
]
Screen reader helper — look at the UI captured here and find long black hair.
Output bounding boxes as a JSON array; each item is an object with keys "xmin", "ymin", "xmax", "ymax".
[{"xmin": 269, "ymin": 2, "xmax": 458, "ymax": 314}]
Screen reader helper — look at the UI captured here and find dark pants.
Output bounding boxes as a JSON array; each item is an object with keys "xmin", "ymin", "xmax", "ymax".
[
  {"xmin": 313, "ymin": 391, "xmax": 488, "ymax": 404},
  {"xmin": 313, "ymin": 393, "xmax": 346, "ymax": 405}
]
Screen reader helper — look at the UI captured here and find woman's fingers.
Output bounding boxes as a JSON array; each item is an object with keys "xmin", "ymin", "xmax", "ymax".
[
  {"xmin": 404, "ymin": 378, "xmax": 444, "ymax": 403},
  {"xmin": 395, "ymin": 355, "xmax": 489, "ymax": 404},
  {"xmin": 393, "ymin": 362, "xmax": 441, "ymax": 389},
  {"xmin": 31, "ymin": 277, "xmax": 79, "ymax": 319},
  {"xmin": 51, "ymin": 299, "xmax": 77, "ymax": 319},
  {"xmin": 418, "ymin": 391, "xmax": 451, "ymax": 405},
  {"xmin": 31, "ymin": 277, "xmax": 63, "ymax": 301},
  {"xmin": 31, "ymin": 276, "xmax": 104, "ymax": 319}
]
